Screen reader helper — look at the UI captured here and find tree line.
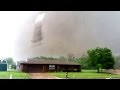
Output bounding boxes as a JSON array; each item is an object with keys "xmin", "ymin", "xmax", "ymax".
[
  {"xmin": 2, "ymin": 47, "xmax": 119, "ymax": 72},
  {"xmin": 32, "ymin": 47, "xmax": 116, "ymax": 73}
]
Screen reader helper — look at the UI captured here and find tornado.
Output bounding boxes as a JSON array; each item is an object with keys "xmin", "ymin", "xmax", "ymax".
[{"xmin": 13, "ymin": 11, "xmax": 120, "ymax": 61}]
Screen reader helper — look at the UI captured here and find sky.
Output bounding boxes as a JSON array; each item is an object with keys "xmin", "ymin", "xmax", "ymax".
[
  {"xmin": 1, "ymin": 11, "xmax": 120, "ymax": 62},
  {"xmin": 0, "ymin": 11, "xmax": 39, "ymax": 60}
]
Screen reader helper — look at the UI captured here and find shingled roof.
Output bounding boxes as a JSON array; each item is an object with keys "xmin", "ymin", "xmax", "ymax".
[{"xmin": 20, "ymin": 59, "xmax": 80, "ymax": 65}]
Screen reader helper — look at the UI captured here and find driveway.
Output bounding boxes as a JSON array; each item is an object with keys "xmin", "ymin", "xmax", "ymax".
[{"xmin": 29, "ymin": 73, "xmax": 62, "ymax": 79}]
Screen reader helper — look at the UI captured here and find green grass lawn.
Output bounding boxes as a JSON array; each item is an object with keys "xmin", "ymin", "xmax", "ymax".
[
  {"xmin": 0, "ymin": 70, "xmax": 30, "ymax": 79},
  {"xmin": 49, "ymin": 70, "xmax": 120, "ymax": 79}
]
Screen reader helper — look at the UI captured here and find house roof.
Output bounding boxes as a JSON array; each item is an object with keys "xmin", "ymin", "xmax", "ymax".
[{"xmin": 20, "ymin": 59, "xmax": 80, "ymax": 65}]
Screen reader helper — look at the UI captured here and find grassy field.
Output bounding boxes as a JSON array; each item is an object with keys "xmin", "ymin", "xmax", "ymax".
[
  {"xmin": 49, "ymin": 70, "xmax": 120, "ymax": 79},
  {"xmin": 0, "ymin": 70, "xmax": 30, "ymax": 79}
]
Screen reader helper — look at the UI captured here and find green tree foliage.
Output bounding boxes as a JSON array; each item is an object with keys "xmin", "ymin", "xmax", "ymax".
[
  {"xmin": 4, "ymin": 57, "xmax": 13, "ymax": 65},
  {"xmin": 87, "ymin": 47, "xmax": 115, "ymax": 73},
  {"xmin": 96, "ymin": 64, "xmax": 102, "ymax": 73},
  {"xmin": 76, "ymin": 54, "xmax": 91, "ymax": 69},
  {"xmin": 114, "ymin": 55, "xmax": 120, "ymax": 69},
  {"xmin": 4, "ymin": 57, "xmax": 16, "ymax": 69},
  {"xmin": 59, "ymin": 56, "xmax": 67, "ymax": 61},
  {"xmin": 11, "ymin": 63, "xmax": 16, "ymax": 69},
  {"xmin": 33, "ymin": 57, "xmax": 41, "ymax": 59},
  {"xmin": 33, "ymin": 56, "xmax": 62, "ymax": 60},
  {"xmin": 67, "ymin": 53, "xmax": 75, "ymax": 61}
]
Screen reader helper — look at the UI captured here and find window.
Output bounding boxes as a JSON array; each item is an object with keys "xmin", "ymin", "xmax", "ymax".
[{"xmin": 49, "ymin": 65, "xmax": 55, "ymax": 70}]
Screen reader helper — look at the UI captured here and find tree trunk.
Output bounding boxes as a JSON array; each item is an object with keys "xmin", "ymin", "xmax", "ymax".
[{"xmin": 97, "ymin": 67, "xmax": 100, "ymax": 73}]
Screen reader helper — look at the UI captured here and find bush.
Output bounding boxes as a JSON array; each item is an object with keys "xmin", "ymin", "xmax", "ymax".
[{"xmin": 11, "ymin": 64, "xmax": 16, "ymax": 69}]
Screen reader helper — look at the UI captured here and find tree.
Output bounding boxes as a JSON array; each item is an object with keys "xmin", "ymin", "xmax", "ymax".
[
  {"xmin": 59, "ymin": 56, "xmax": 66, "ymax": 61},
  {"xmin": 67, "ymin": 53, "xmax": 75, "ymax": 61},
  {"xmin": 114, "ymin": 55, "xmax": 120, "ymax": 69},
  {"xmin": 4, "ymin": 57, "xmax": 13, "ymax": 65},
  {"xmin": 4, "ymin": 57, "xmax": 16, "ymax": 69},
  {"xmin": 33, "ymin": 57, "xmax": 41, "ymax": 59},
  {"xmin": 11, "ymin": 62, "xmax": 16, "ymax": 69},
  {"xmin": 76, "ymin": 54, "xmax": 91, "ymax": 69},
  {"xmin": 87, "ymin": 47, "xmax": 115, "ymax": 73}
]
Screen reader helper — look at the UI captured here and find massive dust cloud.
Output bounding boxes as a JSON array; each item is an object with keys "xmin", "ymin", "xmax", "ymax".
[{"xmin": 13, "ymin": 11, "xmax": 120, "ymax": 61}]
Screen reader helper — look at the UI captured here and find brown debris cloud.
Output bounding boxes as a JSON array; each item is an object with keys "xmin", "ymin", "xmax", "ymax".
[{"xmin": 14, "ymin": 11, "xmax": 120, "ymax": 61}]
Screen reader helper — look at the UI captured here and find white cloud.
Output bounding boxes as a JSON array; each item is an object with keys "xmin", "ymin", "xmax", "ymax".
[{"xmin": 0, "ymin": 11, "xmax": 38, "ymax": 59}]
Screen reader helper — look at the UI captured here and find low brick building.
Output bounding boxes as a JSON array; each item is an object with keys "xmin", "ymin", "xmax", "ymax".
[{"xmin": 19, "ymin": 59, "xmax": 81, "ymax": 73}]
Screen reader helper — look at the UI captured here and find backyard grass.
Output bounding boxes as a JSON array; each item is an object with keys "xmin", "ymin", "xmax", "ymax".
[
  {"xmin": 0, "ymin": 70, "xmax": 30, "ymax": 79},
  {"xmin": 49, "ymin": 70, "xmax": 120, "ymax": 79}
]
